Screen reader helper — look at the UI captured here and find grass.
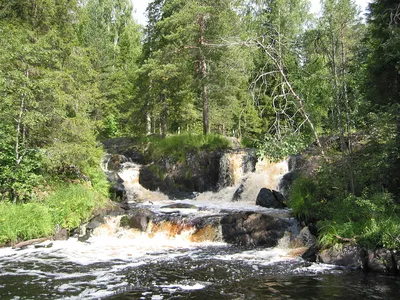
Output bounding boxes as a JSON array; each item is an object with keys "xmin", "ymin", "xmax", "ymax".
[
  {"xmin": 0, "ymin": 182, "xmax": 108, "ymax": 246},
  {"xmin": 0, "ymin": 202, "xmax": 54, "ymax": 245},
  {"xmin": 46, "ymin": 183, "xmax": 107, "ymax": 230},
  {"xmin": 139, "ymin": 133, "xmax": 232, "ymax": 162}
]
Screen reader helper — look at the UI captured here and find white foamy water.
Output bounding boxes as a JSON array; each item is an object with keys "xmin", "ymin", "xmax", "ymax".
[{"xmin": 119, "ymin": 162, "xmax": 169, "ymax": 202}]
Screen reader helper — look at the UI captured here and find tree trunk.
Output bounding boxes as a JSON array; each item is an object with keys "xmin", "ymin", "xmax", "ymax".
[
  {"xmin": 146, "ymin": 111, "xmax": 152, "ymax": 135},
  {"xmin": 202, "ymin": 77, "xmax": 209, "ymax": 135},
  {"xmin": 199, "ymin": 15, "xmax": 209, "ymax": 135},
  {"xmin": 160, "ymin": 93, "xmax": 168, "ymax": 138}
]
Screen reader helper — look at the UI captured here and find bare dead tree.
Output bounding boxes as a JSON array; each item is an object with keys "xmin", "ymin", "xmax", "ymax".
[{"xmin": 252, "ymin": 35, "xmax": 327, "ymax": 160}]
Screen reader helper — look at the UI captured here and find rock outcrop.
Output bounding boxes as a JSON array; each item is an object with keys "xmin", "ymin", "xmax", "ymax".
[{"xmin": 220, "ymin": 212, "xmax": 290, "ymax": 247}]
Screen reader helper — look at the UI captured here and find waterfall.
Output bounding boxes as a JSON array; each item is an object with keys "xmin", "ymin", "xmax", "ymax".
[
  {"xmin": 217, "ymin": 150, "xmax": 256, "ymax": 188},
  {"xmin": 196, "ymin": 151, "xmax": 288, "ymax": 205},
  {"xmin": 102, "ymin": 154, "xmax": 168, "ymax": 202}
]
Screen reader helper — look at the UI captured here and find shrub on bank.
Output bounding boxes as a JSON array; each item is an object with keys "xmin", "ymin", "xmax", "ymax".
[
  {"xmin": 46, "ymin": 184, "xmax": 107, "ymax": 230},
  {"xmin": 288, "ymin": 175, "xmax": 400, "ymax": 250}
]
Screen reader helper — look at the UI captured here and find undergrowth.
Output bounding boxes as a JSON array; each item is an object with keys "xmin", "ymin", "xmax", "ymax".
[
  {"xmin": 0, "ymin": 167, "xmax": 108, "ymax": 246},
  {"xmin": 288, "ymin": 168, "xmax": 400, "ymax": 250}
]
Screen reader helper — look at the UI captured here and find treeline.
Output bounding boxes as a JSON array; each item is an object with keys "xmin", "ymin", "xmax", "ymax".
[
  {"xmin": 0, "ymin": 0, "xmax": 141, "ymax": 202},
  {"xmin": 0, "ymin": 0, "xmax": 399, "ymax": 205}
]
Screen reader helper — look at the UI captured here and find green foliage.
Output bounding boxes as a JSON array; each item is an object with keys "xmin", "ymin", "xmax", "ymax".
[
  {"xmin": 46, "ymin": 184, "xmax": 107, "ymax": 230},
  {"xmin": 0, "ymin": 182, "xmax": 107, "ymax": 245},
  {"xmin": 140, "ymin": 133, "xmax": 232, "ymax": 162},
  {"xmin": 257, "ymin": 133, "xmax": 310, "ymax": 161},
  {"xmin": 289, "ymin": 171, "xmax": 400, "ymax": 249},
  {"xmin": 0, "ymin": 202, "xmax": 54, "ymax": 245},
  {"xmin": 288, "ymin": 176, "xmax": 323, "ymax": 222}
]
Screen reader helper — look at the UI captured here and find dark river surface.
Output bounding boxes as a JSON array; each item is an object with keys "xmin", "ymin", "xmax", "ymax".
[{"xmin": 1, "ymin": 228, "xmax": 399, "ymax": 300}]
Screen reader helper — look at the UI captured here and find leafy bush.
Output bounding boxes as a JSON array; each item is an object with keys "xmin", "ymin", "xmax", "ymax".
[
  {"xmin": 288, "ymin": 176, "xmax": 324, "ymax": 222},
  {"xmin": 314, "ymin": 192, "xmax": 400, "ymax": 249},
  {"xmin": 287, "ymin": 154, "xmax": 400, "ymax": 250},
  {"xmin": 0, "ymin": 182, "xmax": 108, "ymax": 246},
  {"xmin": 257, "ymin": 133, "xmax": 310, "ymax": 161}
]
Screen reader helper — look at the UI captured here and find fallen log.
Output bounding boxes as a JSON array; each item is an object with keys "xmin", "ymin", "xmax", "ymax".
[{"xmin": 12, "ymin": 237, "xmax": 49, "ymax": 249}]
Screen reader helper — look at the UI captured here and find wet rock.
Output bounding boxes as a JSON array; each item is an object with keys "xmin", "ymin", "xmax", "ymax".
[
  {"xmin": 126, "ymin": 208, "xmax": 155, "ymax": 231},
  {"xmin": 301, "ymin": 246, "xmax": 317, "ymax": 262},
  {"xmin": 139, "ymin": 166, "xmax": 168, "ymax": 192},
  {"xmin": 393, "ymin": 251, "xmax": 400, "ymax": 273},
  {"xmin": 232, "ymin": 184, "xmax": 244, "ymax": 202},
  {"xmin": 256, "ymin": 188, "xmax": 287, "ymax": 209},
  {"xmin": 217, "ymin": 150, "xmax": 256, "ymax": 189},
  {"xmin": 317, "ymin": 244, "xmax": 367, "ymax": 269},
  {"xmin": 288, "ymin": 155, "xmax": 307, "ymax": 172},
  {"xmin": 278, "ymin": 171, "xmax": 296, "ymax": 198},
  {"xmin": 221, "ymin": 212, "xmax": 289, "ymax": 247},
  {"xmin": 54, "ymin": 228, "xmax": 68, "ymax": 241},
  {"xmin": 297, "ymin": 227, "xmax": 317, "ymax": 247},
  {"xmin": 139, "ymin": 151, "xmax": 222, "ymax": 198},
  {"xmin": 367, "ymin": 249, "xmax": 396, "ymax": 273},
  {"xmin": 160, "ymin": 203, "xmax": 197, "ymax": 209},
  {"xmin": 109, "ymin": 185, "xmax": 127, "ymax": 202}
]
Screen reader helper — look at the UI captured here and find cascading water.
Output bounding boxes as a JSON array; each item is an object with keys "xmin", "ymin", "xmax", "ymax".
[{"xmin": 1, "ymin": 151, "xmax": 399, "ymax": 299}]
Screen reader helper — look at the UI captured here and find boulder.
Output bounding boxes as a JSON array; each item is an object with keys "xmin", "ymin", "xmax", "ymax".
[
  {"xmin": 278, "ymin": 171, "xmax": 296, "ymax": 198},
  {"xmin": 256, "ymin": 188, "xmax": 286, "ymax": 209},
  {"xmin": 301, "ymin": 246, "xmax": 317, "ymax": 262},
  {"xmin": 297, "ymin": 226, "xmax": 317, "ymax": 247},
  {"xmin": 317, "ymin": 244, "xmax": 367, "ymax": 269},
  {"xmin": 232, "ymin": 184, "xmax": 244, "ymax": 202},
  {"xmin": 54, "ymin": 227, "xmax": 68, "ymax": 241},
  {"xmin": 393, "ymin": 251, "xmax": 400, "ymax": 273},
  {"xmin": 367, "ymin": 249, "xmax": 397, "ymax": 273},
  {"xmin": 220, "ymin": 212, "xmax": 289, "ymax": 247},
  {"xmin": 125, "ymin": 208, "xmax": 155, "ymax": 232},
  {"xmin": 139, "ymin": 151, "xmax": 222, "ymax": 198}
]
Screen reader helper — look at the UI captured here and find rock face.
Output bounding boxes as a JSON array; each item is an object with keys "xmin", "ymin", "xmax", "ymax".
[
  {"xmin": 317, "ymin": 245, "xmax": 367, "ymax": 269},
  {"xmin": 138, "ymin": 151, "xmax": 220, "ymax": 198},
  {"xmin": 232, "ymin": 183, "xmax": 244, "ymax": 202},
  {"xmin": 256, "ymin": 188, "xmax": 287, "ymax": 209},
  {"xmin": 296, "ymin": 226, "xmax": 317, "ymax": 247},
  {"xmin": 367, "ymin": 249, "xmax": 397, "ymax": 273},
  {"xmin": 278, "ymin": 172, "xmax": 296, "ymax": 198},
  {"xmin": 220, "ymin": 212, "xmax": 290, "ymax": 247}
]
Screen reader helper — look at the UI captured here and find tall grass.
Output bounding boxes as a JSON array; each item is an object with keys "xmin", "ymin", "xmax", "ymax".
[
  {"xmin": 0, "ymin": 183, "xmax": 108, "ymax": 246},
  {"xmin": 0, "ymin": 202, "xmax": 54, "ymax": 245},
  {"xmin": 46, "ymin": 184, "xmax": 107, "ymax": 230}
]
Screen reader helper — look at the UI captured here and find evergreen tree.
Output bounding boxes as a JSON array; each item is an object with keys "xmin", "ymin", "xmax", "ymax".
[{"xmin": 365, "ymin": 0, "xmax": 400, "ymax": 196}]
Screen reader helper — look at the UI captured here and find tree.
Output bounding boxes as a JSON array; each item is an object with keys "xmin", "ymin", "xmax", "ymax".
[
  {"xmin": 142, "ymin": 0, "xmax": 252, "ymax": 136},
  {"xmin": 365, "ymin": 0, "xmax": 400, "ymax": 196},
  {"xmin": 78, "ymin": 0, "xmax": 142, "ymax": 137}
]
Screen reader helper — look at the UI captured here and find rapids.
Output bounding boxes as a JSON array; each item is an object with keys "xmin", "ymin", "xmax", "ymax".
[{"xmin": 1, "ymin": 154, "xmax": 399, "ymax": 299}]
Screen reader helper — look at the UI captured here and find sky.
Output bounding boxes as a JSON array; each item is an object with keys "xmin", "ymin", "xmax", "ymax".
[{"xmin": 132, "ymin": 0, "xmax": 371, "ymax": 26}]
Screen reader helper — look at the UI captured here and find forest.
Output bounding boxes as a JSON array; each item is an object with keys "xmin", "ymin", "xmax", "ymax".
[{"xmin": 0, "ymin": 0, "xmax": 399, "ymax": 249}]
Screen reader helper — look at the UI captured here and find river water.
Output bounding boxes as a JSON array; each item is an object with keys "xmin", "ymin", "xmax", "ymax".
[
  {"xmin": 0, "ymin": 231, "xmax": 399, "ymax": 299},
  {"xmin": 0, "ymin": 156, "xmax": 399, "ymax": 299}
]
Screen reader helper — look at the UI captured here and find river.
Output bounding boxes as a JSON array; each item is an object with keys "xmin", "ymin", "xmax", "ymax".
[{"xmin": 0, "ymin": 156, "xmax": 399, "ymax": 299}]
